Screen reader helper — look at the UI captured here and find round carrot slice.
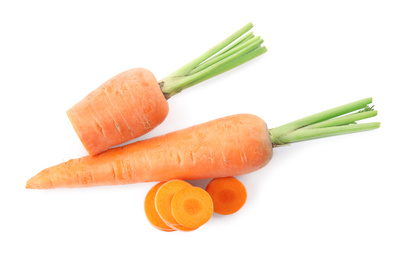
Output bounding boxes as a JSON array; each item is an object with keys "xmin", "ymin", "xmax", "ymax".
[
  {"xmin": 160, "ymin": 214, "xmax": 200, "ymax": 232},
  {"xmin": 205, "ymin": 177, "xmax": 247, "ymax": 215},
  {"xmin": 166, "ymin": 221, "xmax": 199, "ymax": 232},
  {"xmin": 155, "ymin": 180, "xmax": 192, "ymax": 227},
  {"xmin": 144, "ymin": 182, "xmax": 176, "ymax": 232},
  {"xmin": 171, "ymin": 187, "xmax": 213, "ymax": 228}
]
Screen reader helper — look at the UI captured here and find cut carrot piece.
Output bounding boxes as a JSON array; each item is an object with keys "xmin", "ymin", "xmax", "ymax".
[
  {"xmin": 171, "ymin": 187, "xmax": 213, "ymax": 228},
  {"xmin": 167, "ymin": 222, "xmax": 199, "ymax": 232},
  {"xmin": 205, "ymin": 177, "xmax": 247, "ymax": 215},
  {"xmin": 67, "ymin": 68, "xmax": 168, "ymax": 156},
  {"xmin": 144, "ymin": 182, "xmax": 176, "ymax": 232},
  {"xmin": 155, "ymin": 180, "xmax": 192, "ymax": 228}
]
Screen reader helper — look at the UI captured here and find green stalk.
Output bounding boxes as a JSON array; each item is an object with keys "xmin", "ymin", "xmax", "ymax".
[
  {"xmin": 302, "ymin": 110, "xmax": 377, "ymax": 129},
  {"xmin": 161, "ymin": 38, "xmax": 264, "ymax": 94},
  {"xmin": 276, "ymin": 123, "xmax": 380, "ymax": 144},
  {"xmin": 185, "ymin": 46, "xmax": 267, "ymax": 87},
  {"xmin": 269, "ymin": 98, "xmax": 380, "ymax": 146},
  {"xmin": 159, "ymin": 23, "xmax": 266, "ymax": 98},
  {"xmin": 189, "ymin": 32, "xmax": 255, "ymax": 75}
]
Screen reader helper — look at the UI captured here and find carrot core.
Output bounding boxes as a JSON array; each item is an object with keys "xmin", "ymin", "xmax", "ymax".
[{"xmin": 171, "ymin": 187, "xmax": 214, "ymax": 228}]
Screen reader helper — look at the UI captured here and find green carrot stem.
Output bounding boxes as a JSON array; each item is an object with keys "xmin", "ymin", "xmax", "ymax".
[
  {"xmin": 275, "ymin": 123, "xmax": 380, "ymax": 144},
  {"xmin": 159, "ymin": 23, "xmax": 266, "ymax": 98},
  {"xmin": 185, "ymin": 46, "xmax": 267, "ymax": 87},
  {"xmin": 270, "ymin": 98, "xmax": 373, "ymax": 137},
  {"xmin": 161, "ymin": 39, "xmax": 264, "ymax": 97},
  {"xmin": 202, "ymin": 32, "xmax": 255, "ymax": 64},
  {"xmin": 269, "ymin": 97, "xmax": 380, "ymax": 146},
  {"xmin": 302, "ymin": 110, "xmax": 377, "ymax": 129},
  {"xmin": 189, "ymin": 32, "xmax": 255, "ymax": 75},
  {"xmin": 166, "ymin": 23, "xmax": 253, "ymax": 78}
]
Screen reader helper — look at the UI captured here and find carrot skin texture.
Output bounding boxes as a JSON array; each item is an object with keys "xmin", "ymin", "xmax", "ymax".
[
  {"xmin": 66, "ymin": 68, "xmax": 168, "ymax": 155},
  {"xmin": 26, "ymin": 114, "xmax": 273, "ymax": 189}
]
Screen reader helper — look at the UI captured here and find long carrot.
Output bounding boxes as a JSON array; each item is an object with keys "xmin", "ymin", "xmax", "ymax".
[
  {"xmin": 26, "ymin": 98, "xmax": 380, "ymax": 189},
  {"xmin": 67, "ymin": 23, "xmax": 266, "ymax": 155}
]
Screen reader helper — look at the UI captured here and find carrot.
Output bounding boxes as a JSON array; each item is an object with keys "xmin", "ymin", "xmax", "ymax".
[
  {"xmin": 169, "ymin": 224, "xmax": 199, "ymax": 232},
  {"xmin": 205, "ymin": 177, "xmax": 247, "ymax": 215},
  {"xmin": 67, "ymin": 22, "xmax": 267, "ymax": 155},
  {"xmin": 171, "ymin": 187, "xmax": 214, "ymax": 228},
  {"xmin": 26, "ymin": 98, "xmax": 380, "ymax": 189},
  {"xmin": 154, "ymin": 180, "xmax": 192, "ymax": 229},
  {"xmin": 144, "ymin": 182, "xmax": 176, "ymax": 232},
  {"xmin": 67, "ymin": 68, "xmax": 168, "ymax": 156},
  {"xmin": 144, "ymin": 180, "xmax": 199, "ymax": 232}
]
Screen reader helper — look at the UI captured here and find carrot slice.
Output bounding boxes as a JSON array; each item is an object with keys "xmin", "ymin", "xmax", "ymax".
[
  {"xmin": 155, "ymin": 180, "xmax": 192, "ymax": 228},
  {"xmin": 166, "ymin": 221, "xmax": 199, "ymax": 232},
  {"xmin": 205, "ymin": 177, "xmax": 247, "ymax": 215},
  {"xmin": 144, "ymin": 182, "xmax": 176, "ymax": 232},
  {"xmin": 171, "ymin": 187, "xmax": 213, "ymax": 228}
]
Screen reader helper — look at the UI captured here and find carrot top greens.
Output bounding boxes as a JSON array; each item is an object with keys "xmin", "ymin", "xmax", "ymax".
[
  {"xmin": 269, "ymin": 97, "xmax": 380, "ymax": 146},
  {"xmin": 159, "ymin": 22, "xmax": 266, "ymax": 98}
]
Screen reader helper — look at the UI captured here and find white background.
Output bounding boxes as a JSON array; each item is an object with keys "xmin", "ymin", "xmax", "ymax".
[{"xmin": 1, "ymin": 0, "xmax": 405, "ymax": 259}]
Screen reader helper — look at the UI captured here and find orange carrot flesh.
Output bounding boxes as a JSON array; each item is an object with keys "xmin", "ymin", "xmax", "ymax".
[
  {"xmin": 67, "ymin": 68, "xmax": 169, "ymax": 155},
  {"xmin": 165, "ymin": 221, "xmax": 199, "ymax": 232},
  {"xmin": 144, "ymin": 182, "xmax": 176, "ymax": 232},
  {"xmin": 154, "ymin": 180, "xmax": 192, "ymax": 228},
  {"xmin": 171, "ymin": 225, "xmax": 199, "ymax": 232},
  {"xmin": 205, "ymin": 177, "xmax": 247, "ymax": 215},
  {"xmin": 171, "ymin": 187, "xmax": 213, "ymax": 228},
  {"xmin": 26, "ymin": 114, "xmax": 273, "ymax": 189}
]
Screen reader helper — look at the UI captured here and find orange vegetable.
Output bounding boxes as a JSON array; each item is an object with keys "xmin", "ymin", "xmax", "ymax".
[
  {"xmin": 205, "ymin": 177, "xmax": 247, "ymax": 215},
  {"xmin": 171, "ymin": 187, "xmax": 213, "ymax": 228},
  {"xmin": 154, "ymin": 180, "xmax": 192, "ymax": 229},
  {"xmin": 67, "ymin": 68, "xmax": 168, "ymax": 156},
  {"xmin": 26, "ymin": 98, "xmax": 380, "ymax": 189},
  {"xmin": 169, "ymin": 224, "xmax": 199, "ymax": 232},
  {"xmin": 144, "ymin": 182, "xmax": 175, "ymax": 232},
  {"xmin": 67, "ymin": 23, "xmax": 266, "ymax": 155},
  {"xmin": 26, "ymin": 114, "xmax": 272, "ymax": 189}
]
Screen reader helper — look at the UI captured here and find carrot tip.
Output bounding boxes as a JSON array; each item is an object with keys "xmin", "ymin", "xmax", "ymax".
[{"xmin": 25, "ymin": 180, "xmax": 33, "ymax": 189}]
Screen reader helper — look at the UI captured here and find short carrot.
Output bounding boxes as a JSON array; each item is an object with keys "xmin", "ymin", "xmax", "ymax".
[
  {"xmin": 26, "ymin": 97, "xmax": 380, "ymax": 189},
  {"xmin": 205, "ymin": 177, "xmax": 247, "ymax": 215},
  {"xmin": 171, "ymin": 187, "xmax": 214, "ymax": 228},
  {"xmin": 67, "ymin": 22, "xmax": 266, "ymax": 155},
  {"xmin": 154, "ymin": 180, "xmax": 191, "ymax": 229},
  {"xmin": 144, "ymin": 182, "xmax": 176, "ymax": 232}
]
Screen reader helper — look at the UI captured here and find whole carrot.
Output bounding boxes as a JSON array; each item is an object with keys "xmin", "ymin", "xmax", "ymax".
[
  {"xmin": 26, "ymin": 98, "xmax": 380, "ymax": 189},
  {"xmin": 67, "ymin": 23, "xmax": 266, "ymax": 155}
]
